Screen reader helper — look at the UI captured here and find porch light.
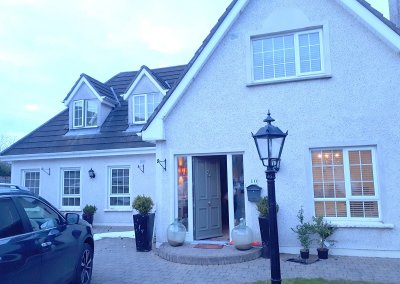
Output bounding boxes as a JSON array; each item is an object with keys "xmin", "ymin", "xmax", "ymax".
[
  {"xmin": 88, "ymin": 168, "xmax": 95, "ymax": 179},
  {"xmin": 252, "ymin": 110, "xmax": 287, "ymax": 284}
]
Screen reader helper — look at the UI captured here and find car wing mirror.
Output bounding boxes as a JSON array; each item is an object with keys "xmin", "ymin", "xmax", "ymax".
[{"xmin": 65, "ymin": 213, "xmax": 80, "ymax": 225}]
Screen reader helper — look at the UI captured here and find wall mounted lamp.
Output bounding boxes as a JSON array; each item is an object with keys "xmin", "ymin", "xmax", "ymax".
[
  {"xmin": 157, "ymin": 159, "xmax": 167, "ymax": 171},
  {"xmin": 88, "ymin": 168, "xmax": 96, "ymax": 179}
]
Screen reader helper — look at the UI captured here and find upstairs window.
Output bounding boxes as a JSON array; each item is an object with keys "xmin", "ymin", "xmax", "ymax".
[
  {"xmin": 133, "ymin": 93, "xmax": 162, "ymax": 124},
  {"xmin": 73, "ymin": 100, "xmax": 98, "ymax": 128},
  {"xmin": 252, "ymin": 29, "xmax": 323, "ymax": 82},
  {"xmin": 311, "ymin": 148, "xmax": 380, "ymax": 221}
]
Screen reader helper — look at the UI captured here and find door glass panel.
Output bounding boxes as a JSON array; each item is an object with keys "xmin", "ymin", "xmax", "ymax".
[
  {"xmin": 177, "ymin": 156, "xmax": 188, "ymax": 230},
  {"xmin": 232, "ymin": 155, "xmax": 245, "ymax": 225}
]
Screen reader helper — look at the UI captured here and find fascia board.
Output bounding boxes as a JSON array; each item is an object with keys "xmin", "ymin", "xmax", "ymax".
[
  {"xmin": 338, "ymin": 0, "xmax": 400, "ymax": 50},
  {"xmin": 123, "ymin": 69, "xmax": 168, "ymax": 100},
  {"xmin": 0, "ymin": 147, "xmax": 156, "ymax": 162},
  {"xmin": 142, "ymin": 0, "xmax": 249, "ymax": 141},
  {"xmin": 63, "ymin": 77, "xmax": 104, "ymax": 106}
]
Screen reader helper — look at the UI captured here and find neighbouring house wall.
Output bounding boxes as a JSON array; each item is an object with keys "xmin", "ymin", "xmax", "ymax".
[
  {"xmin": 11, "ymin": 153, "xmax": 156, "ymax": 226},
  {"xmin": 155, "ymin": 0, "xmax": 400, "ymax": 257}
]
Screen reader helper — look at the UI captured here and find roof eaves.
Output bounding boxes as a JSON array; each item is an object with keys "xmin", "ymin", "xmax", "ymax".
[
  {"xmin": 356, "ymin": 0, "xmax": 400, "ymax": 36},
  {"xmin": 142, "ymin": 0, "xmax": 240, "ymax": 131}
]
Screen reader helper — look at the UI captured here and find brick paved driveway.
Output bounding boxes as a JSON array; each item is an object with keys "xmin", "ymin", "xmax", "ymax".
[{"xmin": 91, "ymin": 237, "xmax": 400, "ymax": 284}]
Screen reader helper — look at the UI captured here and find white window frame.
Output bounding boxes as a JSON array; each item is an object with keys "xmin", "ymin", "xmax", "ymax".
[
  {"xmin": 61, "ymin": 168, "xmax": 81, "ymax": 210},
  {"xmin": 72, "ymin": 99, "xmax": 98, "ymax": 128},
  {"xmin": 251, "ymin": 28, "xmax": 324, "ymax": 83},
  {"xmin": 22, "ymin": 169, "xmax": 40, "ymax": 195},
  {"xmin": 311, "ymin": 147, "xmax": 380, "ymax": 222},
  {"xmin": 108, "ymin": 166, "xmax": 131, "ymax": 209},
  {"xmin": 132, "ymin": 93, "xmax": 162, "ymax": 124}
]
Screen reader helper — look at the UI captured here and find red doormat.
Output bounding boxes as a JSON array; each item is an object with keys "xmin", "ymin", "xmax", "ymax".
[{"xmin": 193, "ymin": 244, "xmax": 224, "ymax": 249}]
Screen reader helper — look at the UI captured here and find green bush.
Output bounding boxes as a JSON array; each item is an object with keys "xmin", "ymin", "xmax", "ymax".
[
  {"xmin": 83, "ymin": 204, "xmax": 97, "ymax": 215},
  {"xmin": 256, "ymin": 196, "xmax": 279, "ymax": 218},
  {"xmin": 312, "ymin": 216, "xmax": 337, "ymax": 248},
  {"xmin": 291, "ymin": 207, "xmax": 313, "ymax": 250},
  {"xmin": 132, "ymin": 195, "xmax": 154, "ymax": 215}
]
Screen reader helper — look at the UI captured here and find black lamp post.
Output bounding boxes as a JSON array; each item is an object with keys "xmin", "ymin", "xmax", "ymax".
[{"xmin": 252, "ymin": 111, "xmax": 287, "ymax": 284}]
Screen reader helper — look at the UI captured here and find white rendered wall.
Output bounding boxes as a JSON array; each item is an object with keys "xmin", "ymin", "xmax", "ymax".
[
  {"xmin": 155, "ymin": 0, "xmax": 400, "ymax": 257},
  {"xmin": 11, "ymin": 153, "xmax": 156, "ymax": 226}
]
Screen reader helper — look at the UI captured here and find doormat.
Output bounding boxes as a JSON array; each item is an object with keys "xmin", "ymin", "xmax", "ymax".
[
  {"xmin": 286, "ymin": 256, "xmax": 319, "ymax": 265},
  {"xmin": 193, "ymin": 244, "xmax": 224, "ymax": 249}
]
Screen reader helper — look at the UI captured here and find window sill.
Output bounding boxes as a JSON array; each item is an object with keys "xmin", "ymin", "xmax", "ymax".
[
  {"xmin": 330, "ymin": 221, "xmax": 394, "ymax": 229},
  {"xmin": 59, "ymin": 209, "xmax": 82, "ymax": 213},
  {"xmin": 247, "ymin": 73, "xmax": 332, "ymax": 87},
  {"xmin": 104, "ymin": 209, "xmax": 133, "ymax": 212}
]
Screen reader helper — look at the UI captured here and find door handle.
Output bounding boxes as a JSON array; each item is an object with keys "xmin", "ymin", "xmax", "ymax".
[{"xmin": 41, "ymin": 241, "xmax": 52, "ymax": 248}]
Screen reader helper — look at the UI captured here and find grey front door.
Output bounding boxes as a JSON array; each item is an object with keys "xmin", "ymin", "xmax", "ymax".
[{"xmin": 193, "ymin": 156, "xmax": 222, "ymax": 240}]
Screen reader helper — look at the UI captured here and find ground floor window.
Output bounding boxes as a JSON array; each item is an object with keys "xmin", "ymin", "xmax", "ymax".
[
  {"xmin": 23, "ymin": 170, "xmax": 40, "ymax": 195},
  {"xmin": 177, "ymin": 157, "xmax": 188, "ymax": 230},
  {"xmin": 311, "ymin": 147, "xmax": 379, "ymax": 220},
  {"xmin": 109, "ymin": 167, "xmax": 131, "ymax": 208},
  {"xmin": 61, "ymin": 169, "xmax": 81, "ymax": 208}
]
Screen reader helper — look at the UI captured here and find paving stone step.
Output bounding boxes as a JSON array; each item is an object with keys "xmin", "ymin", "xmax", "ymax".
[{"xmin": 155, "ymin": 242, "xmax": 262, "ymax": 265}]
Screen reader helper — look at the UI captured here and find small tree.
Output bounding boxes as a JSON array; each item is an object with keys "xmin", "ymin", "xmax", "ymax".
[
  {"xmin": 291, "ymin": 207, "xmax": 313, "ymax": 251},
  {"xmin": 312, "ymin": 216, "xmax": 337, "ymax": 249}
]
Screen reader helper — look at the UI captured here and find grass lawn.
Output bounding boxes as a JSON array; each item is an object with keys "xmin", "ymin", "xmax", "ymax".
[{"xmin": 254, "ymin": 279, "xmax": 376, "ymax": 284}]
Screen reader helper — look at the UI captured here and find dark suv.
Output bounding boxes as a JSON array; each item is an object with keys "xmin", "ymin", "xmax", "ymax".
[{"xmin": 0, "ymin": 184, "xmax": 94, "ymax": 284}]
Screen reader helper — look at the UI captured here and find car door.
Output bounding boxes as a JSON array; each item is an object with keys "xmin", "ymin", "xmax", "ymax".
[
  {"xmin": 15, "ymin": 196, "xmax": 80, "ymax": 284},
  {"xmin": 0, "ymin": 197, "xmax": 41, "ymax": 284}
]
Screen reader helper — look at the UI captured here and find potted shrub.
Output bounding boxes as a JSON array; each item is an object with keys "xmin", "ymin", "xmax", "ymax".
[
  {"xmin": 312, "ymin": 216, "xmax": 337, "ymax": 259},
  {"xmin": 291, "ymin": 207, "xmax": 312, "ymax": 259},
  {"xmin": 82, "ymin": 204, "xmax": 97, "ymax": 225},
  {"xmin": 256, "ymin": 196, "xmax": 278, "ymax": 258},
  {"xmin": 132, "ymin": 195, "xmax": 155, "ymax": 252}
]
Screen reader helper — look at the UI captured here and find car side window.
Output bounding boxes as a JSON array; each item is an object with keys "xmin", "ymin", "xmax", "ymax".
[
  {"xmin": 0, "ymin": 198, "xmax": 25, "ymax": 238},
  {"xmin": 16, "ymin": 197, "xmax": 62, "ymax": 231}
]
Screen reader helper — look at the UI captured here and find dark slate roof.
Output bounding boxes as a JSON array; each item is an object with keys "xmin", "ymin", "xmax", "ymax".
[
  {"xmin": 106, "ymin": 64, "xmax": 186, "ymax": 96},
  {"xmin": 356, "ymin": 0, "xmax": 400, "ymax": 35},
  {"xmin": 1, "ymin": 65, "xmax": 186, "ymax": 156}
]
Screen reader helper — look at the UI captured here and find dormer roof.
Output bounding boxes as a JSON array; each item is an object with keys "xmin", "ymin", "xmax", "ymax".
[
  {"xmin": 63, "ymin": 73, "xmax": 119, "ymax": 107},
  {"xmin": 122, "ymin": 65, "xmax": 169, "ymax": 100}
]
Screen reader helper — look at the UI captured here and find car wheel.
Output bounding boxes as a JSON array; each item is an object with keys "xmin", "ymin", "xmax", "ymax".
[{"xmin": 74, "ymin": 243, "xmax": 93, "ymax": 284}]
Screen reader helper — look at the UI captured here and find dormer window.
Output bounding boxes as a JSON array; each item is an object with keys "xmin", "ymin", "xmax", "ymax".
[
  {"xmin": 133, "ymin": 93, "xmax": 162, "ymax": 124},
  {"xmin": 73, "ymin": 99, "xmax": 98, "ymax": 128}
]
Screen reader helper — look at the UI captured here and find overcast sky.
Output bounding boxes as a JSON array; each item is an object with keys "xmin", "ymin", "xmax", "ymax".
[{"xmin": 0, "ymin": 0, "xmax": 389, "ymax": 141}]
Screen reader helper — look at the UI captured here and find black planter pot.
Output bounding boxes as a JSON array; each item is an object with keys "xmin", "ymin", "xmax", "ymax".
[
  {"xmin": 82, "ymin": 213, "xmax": 94, "ymax": 225},
  {"xmin": 300, "ymin": 249, "xmax": 310, "ymax": 259},
  {"xmin": 258, "ymin": 217, "xmax": 270, "ymax": 259},
  {"xmin": 133, "ymin": 213, "xmax": 155, "ymax": 252},
  {"xmin": 317, "ymin": 248, "xmax": 329, "ymax": 259}
]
